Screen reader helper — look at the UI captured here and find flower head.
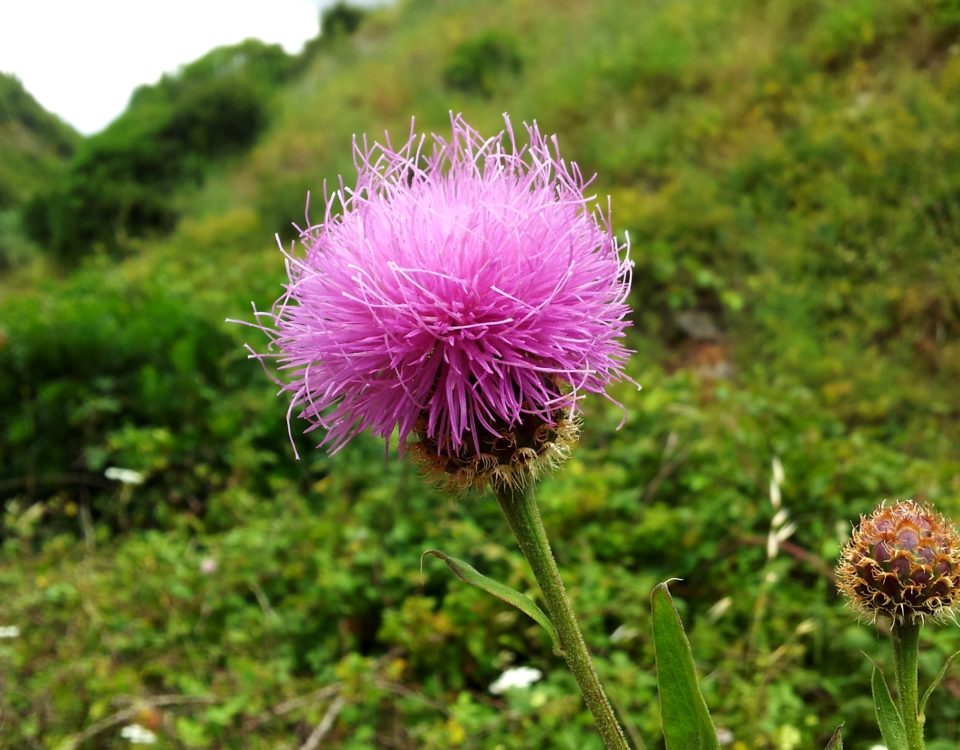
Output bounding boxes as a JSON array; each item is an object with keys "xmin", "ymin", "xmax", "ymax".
[
  {"xmin": 249, "ymin": 114, "xmax": 634, "ymax": 488},
  {"xmin": 836, "ymin": 500, "xmax": 960, "ymax": 625}
]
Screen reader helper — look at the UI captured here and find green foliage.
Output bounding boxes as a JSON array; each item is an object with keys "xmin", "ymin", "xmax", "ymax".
[
  {"xmin": 24, "ymin": 40, "xmax": 291, "ymax": 261},
  {"xmin": 651, "ymin": 582, "xmax": 719, "ymax": 749},
  {"xmin": 423, "ymin": 549, "xmax": 561, "ymax": 654},
  {"xmin": 2, "ymin": 0, "xmax": 960, "ymax": 747},
  {"xmin": 872, "ymin": 667, "xmax": 908, "ymax": 750},
  {"xmin": 919, "ymin": 650, "xmax": 959, "ymax": 724},
  {"xmin": 0, "ymin": 208, "xmax": 289, "ymax": 536},
  {"xmin": 322, "ymin": 2, "xmax": 366, "ymax": 38},
  {"xmin": 162, "ymin": 77, "xmax": 269, "ymax": 161},
  {"xmin": 0, "ymin": 208, "xmax": 39, "ymax": 269},
  {"xmin": 0, "ymin": 74, "xmax": 77, "ymax": 267},
  {"xmin": 294, "ymin": 3, "xmax": 368, "ymax": 74},
  {"xmin": 443, "ymin": 31, "xmax": 523, "ymax": 96},
  {"xmin": 132, "ymin": 38, "xmax": 294, "ymax": 107},
  {"xmin": 0, "ymin": 273, "xmax": 265, "ymax": 531},
  {"xmin": 0, "ymin": 74, "xmax": 74, "ymax": 151}
]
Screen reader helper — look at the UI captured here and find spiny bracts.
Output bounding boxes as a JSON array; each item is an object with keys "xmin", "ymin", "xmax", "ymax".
[{"xmin": 836, "ymin": 500, "xmax": 960, "ymax": 625}]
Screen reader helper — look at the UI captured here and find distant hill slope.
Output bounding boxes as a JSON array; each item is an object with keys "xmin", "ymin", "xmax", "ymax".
[
  {"xmin": 20, "ymin": 39, "xmax": 299, "ymax": 260},
  {"xmin": 0, "ymin": 73, "xmax": 78, "ymax": 210}
]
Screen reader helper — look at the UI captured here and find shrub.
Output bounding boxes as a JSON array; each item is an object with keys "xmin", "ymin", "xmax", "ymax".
[
  {"xmin": 443, "ymin": 31, "xmax": 523, "ymax": 96},
  {"xmin": 0, "ymin": 274, "xmax": 298, "ymax": 533},
  {"xmin": 322, "ymin": 2, "xmax": 366, "ymax": 38}
]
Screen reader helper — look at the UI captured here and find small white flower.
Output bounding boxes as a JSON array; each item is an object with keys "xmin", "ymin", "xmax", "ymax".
[
  {"xmin": 199, "ymin": 557, "xmax": 217, "ymax": 574},
  {"xmin": 105, "ymin": 467, "xmax": 145, "ymax": 485},
  {"xmin": 716, "ymin": 727, "xmax": 734, "ymax": 745},
  {"xmin": 489, "ymin": 666, "xmax": 543, "ymax": 695},
  {"xmin": 120, "ymin": 724, "xmax": 157, "ymax": 744},
  {"xmin": 0, "ymin": 625, "xmax": 20, "ymax": 639}
]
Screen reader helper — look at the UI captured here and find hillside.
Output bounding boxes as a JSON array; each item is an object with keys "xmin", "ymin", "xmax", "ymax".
[
  {"xmin": 0, "ymin": 72, "xmax": 77, "ymax": 208},
  {"xmin": 1, "ymin": 0, "xmax": 959, "ymax": 748},
  {"xmin": 0, "ymin": 73, "xmax": 78, "ymax": 266}
]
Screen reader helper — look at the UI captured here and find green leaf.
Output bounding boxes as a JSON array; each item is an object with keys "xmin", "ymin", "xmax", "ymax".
[
  {"xmin": 824, "ymin": 724, "xmax": 843, "ymax": 750},
  {"xmin": 872, "ymin": 666, "xmax": 908, "ymax": 750},
  {"xmin": 919, "ymin": 649, "xmax": 960, "ymax": 721},
  {"xmin": 421, "ymin": 549, "xmax": 561, "ymax": 655},
  {"xmin": 651, "ymin": 581, "xmax": 719, "ymax": 750}
]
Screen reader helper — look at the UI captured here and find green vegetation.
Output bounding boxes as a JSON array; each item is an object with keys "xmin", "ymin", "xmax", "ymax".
[
  {"xmin": 0, "ymin": 73, "xmax": 76, "ymax": 207},
  {"xmin": 22, "ymin": 40, "xmax": 295, "ymax": 261},
  {"xmin": 2, "ymin": 0, "xmax": 959, "ymax": 747},
  {"xmin": 443, "ymin": 30, "xmax": 523, "ymax": 96},
  {"xmin": 0, "ymin": 73, "xmax": 78, "ymax": 267}
]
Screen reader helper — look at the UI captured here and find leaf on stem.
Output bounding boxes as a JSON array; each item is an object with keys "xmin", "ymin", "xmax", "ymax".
[
  {"xmin": 824, "ymin": 724, "xmax": 843, "ymax": 749},
  {"xmin": 421, "ymin": 549, "xmax": 561, "ymax": 655},
  {"xmin": 919, "ymin": 648, "xmax": 960, "ymax": 722},
  {"xmin": 872, "ymin": 666, "xmax": 908, "ymax": 750},
  {"xmin": 651, "ymin": 581, "xmax": 719, "ymax": 750}
]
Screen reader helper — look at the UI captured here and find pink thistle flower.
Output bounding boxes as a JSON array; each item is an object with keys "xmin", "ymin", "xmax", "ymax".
[{"xmin": 246, "ymin": 114, "xmax": 635, "ymax": 487}]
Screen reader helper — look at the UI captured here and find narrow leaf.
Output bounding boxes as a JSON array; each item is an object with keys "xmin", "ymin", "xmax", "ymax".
[
  {"xmin": 422, "ymin": 549, "xmax": 561, "ymax": 655},
  {"xmin": 919, "ymin": 649, "xmax": 960, "ymax": 721},
  {"xmin": 872, "ymin": 666, "xmax": 908, "ymax": 750},
  {"xmin": 824, "ymin": 724, "xmax": 843, "ymax": 750},
  {"xmin": 651, "ymin": 581, "xmax": 719, "ymax": 750}
]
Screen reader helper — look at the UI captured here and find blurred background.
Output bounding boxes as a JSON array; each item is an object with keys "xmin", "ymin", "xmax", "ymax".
[{"xmin": 1, "ymin": 0, "xmax": 959, "ymax": 747}]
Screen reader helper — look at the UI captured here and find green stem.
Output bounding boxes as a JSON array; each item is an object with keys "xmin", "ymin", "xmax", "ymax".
[
  {"xmin": 892, "ymin": 621, "xmax": 924, "ymax": 750},
  {"xmin": 495, "ymin": 483, "xmax": 630, "ymax": 750}
]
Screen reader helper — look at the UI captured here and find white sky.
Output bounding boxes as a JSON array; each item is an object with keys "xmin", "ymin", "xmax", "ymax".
[{"xmin": 0, "ymin": 1, "xmax": 357, "ymax": 134}]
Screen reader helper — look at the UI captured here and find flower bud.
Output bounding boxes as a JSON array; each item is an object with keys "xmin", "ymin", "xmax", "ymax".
[{"xmin": 836, "ymin": 500, "xmax": 960, "ymax": 625}]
